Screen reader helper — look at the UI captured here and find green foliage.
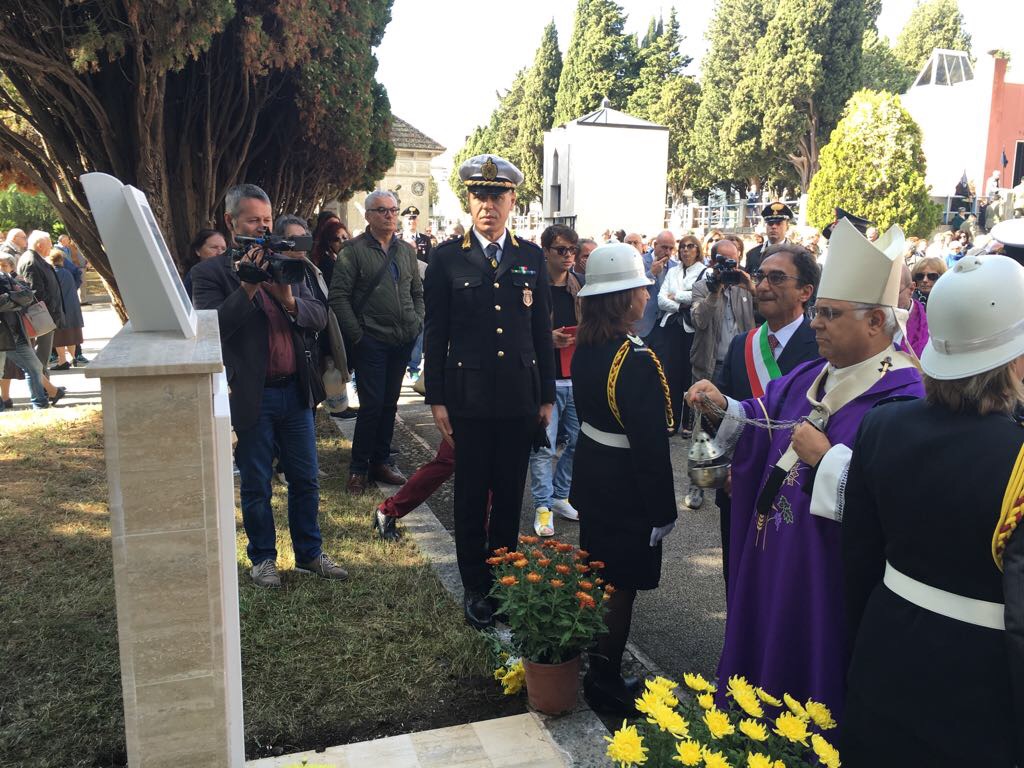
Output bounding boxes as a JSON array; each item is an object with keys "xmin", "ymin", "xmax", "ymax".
[
  {"xmin": 626, "ymin": 9, "xmax": 690, "ymax": 119},
  {"xmin": 807, "ymin": 90, "xmax": 941, "ymax": 238},
  {"xmin": 648, "ymin": 76, "xmax": 702, "ymax": 199},
  {"xmin": 730, "ymin": 0, "xmax": 868, "ymax": 189},
  {"xmin": 552, "ymin": 0, "xmax": 639, "ymax": 125},
  {"xmin": 0, "ymin": 185, "xmax": 65, "ymax": 235},
  {"xmin": 895, "ymin": 0, "xmax": 972, "ymax": 77},
  {"xmin": 861, "ymin": 29, "xmax": 912, "ymax": 93},
  {"xmin": 692, "ymin": 0, "xmax": 773, "ymax": 187},
  {"xmin": 516, "ymin": 21, "xmax": 563, "ymax": 204},
  {"xmin": 449, "ymin": 126, "xmax": 490, "ymax": 213}
]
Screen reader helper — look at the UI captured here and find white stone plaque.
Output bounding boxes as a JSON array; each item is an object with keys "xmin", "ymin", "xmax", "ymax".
[{"xmin": 81, "ymin": 172, "xmax": 198, "ymax": 338}]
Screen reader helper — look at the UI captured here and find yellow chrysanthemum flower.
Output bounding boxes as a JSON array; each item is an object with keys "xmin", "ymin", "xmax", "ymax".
[
  {"xmin": 774, "ymin": 762, "xmax": 787, "ymax": 768},
  {"xmin": 499, "ymin": 660, "xmax": 525, "ymax": 695},
  {"xmin": 755, "ymin": 687, "xmax": 782, "ymax": 707},
  {"xmin": 605, "ymin": 720, "xmax": 648, "ymax": 767},
  {"xmin": 646, "ymin": 677, "xmax": 680, "ymax": 707},
  {"xmin": 747, "ymin": 754, "xmax": 774, "ymax": 768},
  {"xmin": 683, "ymin": 672, "xmax": 716, "ymax": 692},
  {"xmin": 811, "ymin": 733, "xmax": 841, "ymax": 768},
  {"xmin": 641, "ymin": 697, "xmax": 689, "ymax": 738},
  {"xmin": 773, "ymin": 711, "xmax": 811, "ymax": 745},
  {"xmin": 697, "ymin": 692, "xmax": 715, "ymax": 710},
  {"xmin": 493, "ymin": 666, "xmax": 506, "ymax": 681},
  {"xmin": 732, "ymin": 688, "xmax": 765, "ymax": 719},
  {"xmin": 702, "ymin": 746, "xmax": 734, "ymax": 768},
  {"xmin": 783, "ymin": 693, "xmax": 809, "ymax": 721},
  {"xmin": 727, "ymin": 675, "xmax": 756, "ymax": 698},
  {"xmin": 673, "ymin": 739, "xmax": 703, "ymax": 766},
  {"xmin": 703, "ymin": 707, "xmax": 736, "ymax": 739},
  {"xmin": 635, "ymin": 690, "xmax": 665, "ymax": 718},
  {"xmin": 805, "ymin": 700, "xmax": 837, "ymax": 730},
  {"xmin": 739, "ymin": 718, "xmax": 768, "ymax": 741}
]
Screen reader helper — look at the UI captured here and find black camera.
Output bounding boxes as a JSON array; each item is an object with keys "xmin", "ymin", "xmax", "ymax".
[
  {"xmin": 706, "ymin": 256, "xmax": 743, "ymax": 290},
  {"xmin": 232, "ymin": 233, "xmax": 312, "ymax": 285}
]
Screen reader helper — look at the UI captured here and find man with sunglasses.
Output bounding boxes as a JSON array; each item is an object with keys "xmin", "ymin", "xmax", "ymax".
[
  {"xmin": 423, "ymin": 154, "xmax": 554, "ymax": 629},
  {"xmin": 330, "ymin": 190, "xmax": 424, "ymax": 494},
  {"xmin": 687, "ymin": 219, "xmax": 923, "ymax": 719},
  {"xmin": 713, "ymin": 243, "xmax": 821, "ymax": 584}
]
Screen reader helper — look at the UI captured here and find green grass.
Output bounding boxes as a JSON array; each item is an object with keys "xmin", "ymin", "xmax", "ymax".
[{"xmin": 0, "ymin": 407, "xmax": 516, "ymax": 768}]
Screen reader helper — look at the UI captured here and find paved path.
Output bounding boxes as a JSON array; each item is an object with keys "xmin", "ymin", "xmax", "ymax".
[{"xmin": 390, "ymin": 389, "xmax": 727, "ymax": 683}]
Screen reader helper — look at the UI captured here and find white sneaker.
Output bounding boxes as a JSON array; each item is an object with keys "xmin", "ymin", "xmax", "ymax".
[
  {"xmin": 534, "ymin": 507, "xmax": 555, "ymax": 537},
  {"xmin": 685, "ymin": 487, "xmax": 705, "ymax": 509},
  {"xmin": 551, "ymin": 498, "xmax": 579, "ymax": 521}
]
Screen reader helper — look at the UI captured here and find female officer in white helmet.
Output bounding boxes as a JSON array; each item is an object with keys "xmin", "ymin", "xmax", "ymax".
[
  {"xmin": 568, "ymin": 243, "xmax": 678, "ymax": 715},
  {"xmin": 841, "ymin": 253, "xmax": 1024, "ymax": 766}
]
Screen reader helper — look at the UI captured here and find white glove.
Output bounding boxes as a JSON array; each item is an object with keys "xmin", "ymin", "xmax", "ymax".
[{"xmin": 650, "ymin": 522, "xmax": 676, "ymax": 547}]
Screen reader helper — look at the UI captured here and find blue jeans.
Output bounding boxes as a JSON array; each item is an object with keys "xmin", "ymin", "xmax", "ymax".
[
  {"xmin": 529, "ymin": 386, "xmax": 579, "ymax": 508},
  {"xmin": 408, "ymin": 331, "xmax": 424, "ymax": 375},
  {"xmin": 350, "ymin": 333, "xmax": 413, "ymax": 474},
  {"xmin": 234, "ymin": 381, "xmax": 322, "ymax": 566},
  {"xmin": 0, "ymin": 339, "xmax": 50, "ymax": 408}
]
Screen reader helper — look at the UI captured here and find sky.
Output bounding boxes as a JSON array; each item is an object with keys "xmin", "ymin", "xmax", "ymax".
[{"xmin": 374, "ymin": 0, "xmax": 1024, "ymax": 157}]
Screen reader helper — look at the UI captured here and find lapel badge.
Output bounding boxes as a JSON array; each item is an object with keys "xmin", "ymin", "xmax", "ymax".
[{"xmin": 522, "ymin": 285, "xmax": 533, "ymax": 307}]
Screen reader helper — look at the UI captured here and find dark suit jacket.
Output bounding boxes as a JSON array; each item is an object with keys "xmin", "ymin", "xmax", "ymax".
[
  {"xmin": 192, "ymin": 253, "xmax": 327, "ymax": 431},
  {"xmin": 714, "ymin": 316, "xmax": 820, "ymax": 401},
  {"xmin": 423, "ymin": 229, "xmax": 555, "ymax": 420}
]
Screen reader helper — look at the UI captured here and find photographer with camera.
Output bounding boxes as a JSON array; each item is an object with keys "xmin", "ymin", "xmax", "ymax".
[
  {"xmin": 192, "ymin": 183, "xmax": 348, "ymax": 589},
  {"xmin": 685, "ymin": 238, "xmax": 755, "ymax": 509}
]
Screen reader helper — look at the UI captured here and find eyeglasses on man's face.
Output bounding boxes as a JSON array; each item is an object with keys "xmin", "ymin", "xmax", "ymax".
[
  {"xmin": 753, "ymin": 270, "xmax": 802, "ymax": 286},
  {"xmin": 548, "ymin": 245, "xmax": 578, "ymax": 256},
  {"xmin": 369, "ymin": 207, "xmax": 400, "ymax": 216},
  {"xmin": 807, "ymin": 304, "xmax": 858, "ymax": 322},
  {"xmin": 913, "ymin": 272, "xmax": 941, "ymax": 282}
]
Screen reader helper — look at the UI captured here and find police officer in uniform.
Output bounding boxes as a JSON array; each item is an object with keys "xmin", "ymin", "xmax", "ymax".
[
  {"xmin": 402, "ymin": 206, "xmax": 433, "ymax": 264},
  {"xmin": 423, "ymin": 154, "xmax": 555, "ymax": 629},
  {"xmin": 745, "ymin": 201, "xmax": 794, "ymax": 274}
]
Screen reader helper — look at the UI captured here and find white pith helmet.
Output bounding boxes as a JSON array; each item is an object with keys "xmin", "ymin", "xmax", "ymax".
[
  {"xmin": 920, "ymin": 254, "xmax": 1024, "ymax": 380},
  {"xmin": 576, "ymin": 243, "xmax": 653, "ymax": 297}
]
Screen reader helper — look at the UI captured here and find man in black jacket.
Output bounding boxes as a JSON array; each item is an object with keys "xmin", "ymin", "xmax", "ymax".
[
  {"xmin": 193, "ymin": 183, "xmax": 347, "ymax": 588},
  {"xmin": 17, "ymin": 230, "xmax": 64, "ymax": 372},
  {"xmin": 713, "ymin": 242, "xmax": 821, "ymax": 587},
  {"xmin": 424, "ymin": 155, "xmax": 555, "ymax": 628}
]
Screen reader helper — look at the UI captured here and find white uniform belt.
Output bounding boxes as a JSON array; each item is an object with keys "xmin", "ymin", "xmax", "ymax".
[
  {"xmin": 883, "ymin": 562, "xmax": 1005, "ymax": 631},
  {"xmin": 581, "ymin": 422, "xmax": 630, "ymax": 449}
]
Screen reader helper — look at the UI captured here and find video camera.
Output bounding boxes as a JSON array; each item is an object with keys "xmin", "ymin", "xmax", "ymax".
[
  {"xmin": 231, "ymin": 232, "xmax": 312, "ymax": 285},
  {"xmin": 705, "ymin": 253, "xmax": 743, "ymax": 290}
]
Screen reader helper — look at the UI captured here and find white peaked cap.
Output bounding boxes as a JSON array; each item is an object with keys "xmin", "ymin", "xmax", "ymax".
[{"xmin": 817, "ymin": 218, "xmax": 904, "ymax": 307}]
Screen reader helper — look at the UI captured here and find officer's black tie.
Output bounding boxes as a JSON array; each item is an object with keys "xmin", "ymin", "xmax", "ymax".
[{"xmin": 486, "ymin": 242, "xmax": 500, "ymax": 271}]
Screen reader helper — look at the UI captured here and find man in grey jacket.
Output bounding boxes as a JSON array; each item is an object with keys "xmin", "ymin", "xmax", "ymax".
[
  {"xmin": 17, "ymin": 230, "xmax": 64, "ymax": 372},
  {"xmin": 329, "ymin": 190, "xmax": 424, "ymax": 493}
]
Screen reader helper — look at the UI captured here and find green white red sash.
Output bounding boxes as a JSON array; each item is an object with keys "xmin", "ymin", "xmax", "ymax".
[{"xmin": 743, "ymin": 324, "xmax": 782, "ymax": 397}]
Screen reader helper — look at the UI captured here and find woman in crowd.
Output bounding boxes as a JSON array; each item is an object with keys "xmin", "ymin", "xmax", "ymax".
[
  {"xmin": 48, "ymin": 247, "xmax": 85, "ymax": 370},
  {"xmin": 841, "ymin": 253, "xmax": 1024, "ymax": 766},
  {"xmin": 569, "ymin": 243, "xmax": 677, "ymax": 715},
  {"xmin": 656, "ymin": 235, "xmax": 707, "ymax": 437},
  {"xmin": 182, "ymin": 228, "xmax": 227, "ymax": 298},
  {"xmin": 910, "ymin": 256, "xmax": 946, "ymax": 306},
  {"xmin": 311, "ymin": 219, "xmax": 350, "ymax": 289}
]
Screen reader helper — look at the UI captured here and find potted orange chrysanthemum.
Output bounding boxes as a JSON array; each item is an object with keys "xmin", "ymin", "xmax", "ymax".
[{"xmin": 488, "ymin": 536, "xmax": 611, "ymax": 715}]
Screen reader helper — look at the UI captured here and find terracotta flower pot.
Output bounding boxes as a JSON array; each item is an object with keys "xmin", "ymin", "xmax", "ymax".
[{"xmin": 523, "ymin": 655, "xmax": 581, "ymax": 716}]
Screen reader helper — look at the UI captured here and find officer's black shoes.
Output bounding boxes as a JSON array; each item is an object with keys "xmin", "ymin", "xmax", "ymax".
[
  {"xmin": 370, "ymin": 462, "xmax": 406, "ymax": 486},
  {"xmin": 463, "ymin": 590, "xmax": 494, "ymax": 630},
  {"xmin": 583, "ymin": 670, "xmax": 639, "ymax": 717},
  {"xmin": 373, "ymin": 508, "xmax": 401, "ymax": 542}
]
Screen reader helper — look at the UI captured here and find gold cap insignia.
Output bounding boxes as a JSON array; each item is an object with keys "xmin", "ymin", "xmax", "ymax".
[
  {"xmin": 772, "ymin": 203, "xmax": 785, "ymax": 213},
  {"xmin": 482, "ymin": 157, "xmax": 498, "ymax": 181}
]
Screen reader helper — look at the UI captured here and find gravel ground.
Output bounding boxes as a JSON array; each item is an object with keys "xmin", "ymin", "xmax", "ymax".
[{"xmin": 390, "ymin": 386, "xmax": 726, "ymax": 683}]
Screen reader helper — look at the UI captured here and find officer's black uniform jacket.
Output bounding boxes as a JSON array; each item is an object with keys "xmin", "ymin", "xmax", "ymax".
[{"xmin": 423, "ymin": 229, "xmax": 555, "ymax": 420}]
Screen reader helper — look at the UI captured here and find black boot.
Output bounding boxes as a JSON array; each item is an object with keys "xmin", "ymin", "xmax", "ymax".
[
  {"xmin": 583, "ymin": 658, "xmax": 638, "ymax": 716},
  {"xmin": 463, "ymin": 589, "xmax": 494, "ymax": 630}
]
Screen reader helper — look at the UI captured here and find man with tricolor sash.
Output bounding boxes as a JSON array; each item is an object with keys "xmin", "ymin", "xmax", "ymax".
[
  {"xmin": 687, "ymin": 219, "xmax": 924, "ymax": 720},
  {"xmin": 712, "ymin": 242, "xmax": 821, "ymax": 585}
]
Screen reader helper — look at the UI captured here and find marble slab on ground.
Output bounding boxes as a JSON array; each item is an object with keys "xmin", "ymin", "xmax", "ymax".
[{"xmin": 246, "ymin": 713, "xmax": 570, "ymax": 768}]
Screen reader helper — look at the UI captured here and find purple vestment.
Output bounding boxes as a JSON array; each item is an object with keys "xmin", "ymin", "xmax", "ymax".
[
  {"xmin": 905, "ymin": 299, "xmax": 929, "ymax": 357},
  {"xmin": 718, "ymin": 359, "xmax": 924, "ymax": 719}
]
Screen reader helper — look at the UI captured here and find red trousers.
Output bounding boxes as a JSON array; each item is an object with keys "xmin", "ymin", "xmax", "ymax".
[{"xmin": 379, "ymin": 440, "xmax": 455, "ymax": 518}]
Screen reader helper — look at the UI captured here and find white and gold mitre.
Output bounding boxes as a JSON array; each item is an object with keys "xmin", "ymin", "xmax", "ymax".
[{"xmin": 818, "ymin": 217, "xmax": 905, "ymax": 307}]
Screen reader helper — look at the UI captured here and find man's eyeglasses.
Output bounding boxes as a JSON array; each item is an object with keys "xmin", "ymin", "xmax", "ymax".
[
  {"xmin": 753, "ymin": 270, "xmax": 802, "ymax": 286},
  {"xmin": 369, "ymin": 207, "xmax": 400, "ymax": 216},
  {"xmin": 808, "ymin": 305, "xmax": 856, "ymax": 322},
  {"xmin": 548, "ymin": 245, "xmax": 579, "ymax": 256},
  {"xmin": 913, "ymin": 272, "xmax": 941, "ymax": 282}
]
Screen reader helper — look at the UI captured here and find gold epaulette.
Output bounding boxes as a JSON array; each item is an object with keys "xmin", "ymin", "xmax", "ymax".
[
  {"xmin": 993, "ymin": 443, "xmax": 1024, "ymax": 571},
  {"xmin": 606, "ymin": 340, "xmax": 675, "ymax": 432}
]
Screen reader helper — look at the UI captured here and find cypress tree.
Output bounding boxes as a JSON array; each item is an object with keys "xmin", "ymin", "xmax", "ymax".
[
  {"xmin": 895, "ymin": 0, "xmax": 972, "ymax": 79},
  {"xmin": 626, "ymin": 8, "xmax": 690, "ymax": 119},
  {"xmin": 516, "ymin": 21, "xmax": 563, "ymax": 204}
]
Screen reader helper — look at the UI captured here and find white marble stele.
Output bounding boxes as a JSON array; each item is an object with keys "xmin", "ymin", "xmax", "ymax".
[{"xmin": 86, "ymin": 310, "xmax": 245, "ymax": 767}]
